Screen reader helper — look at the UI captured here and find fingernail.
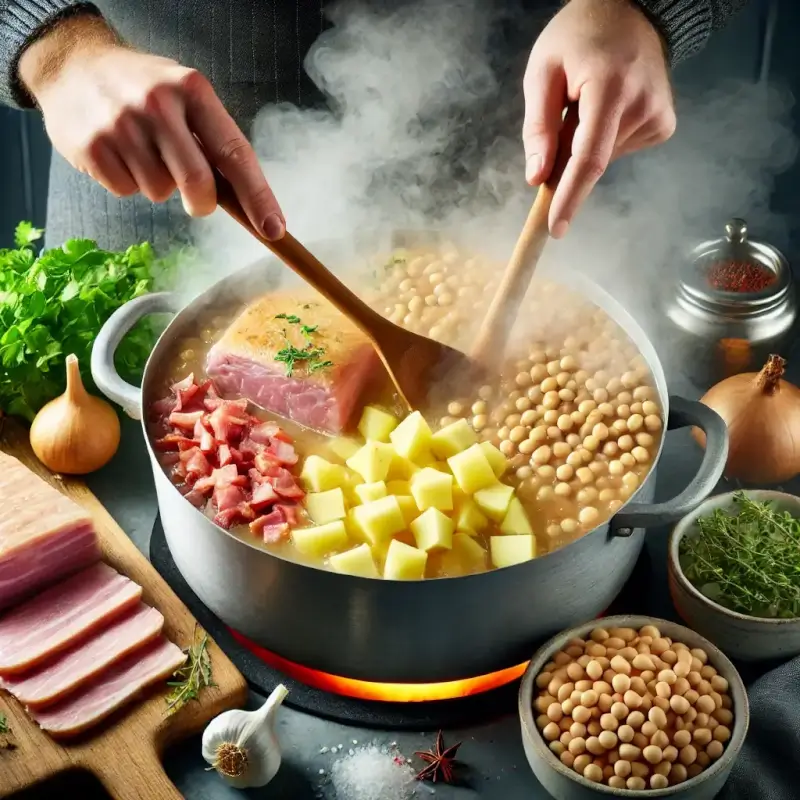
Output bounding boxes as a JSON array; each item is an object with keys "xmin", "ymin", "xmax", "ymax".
[
  {"xmin": 262, "ymin": 213, "xmax": 285, "ymax": 241},
  {"xmin": 525, "ymin": 153, "xmax": 542, "ymax": 184},
  {"xmin": 552, "ymin": 219, "xmax": 569, "ymax": 239}
]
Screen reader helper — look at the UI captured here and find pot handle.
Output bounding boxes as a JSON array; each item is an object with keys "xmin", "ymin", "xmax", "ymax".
[
  {"xmin": 610, "ymin": 395, "xmax": 728, "ymax": 534},
  {"xmin": 91, "ymin": 292, "xmax": 179, "ymax": 420}
]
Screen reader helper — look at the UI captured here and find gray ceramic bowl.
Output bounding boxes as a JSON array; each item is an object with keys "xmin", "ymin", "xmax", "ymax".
[
  {"xmin": 519, "ymin": 615, "xmax": 749, "ymax": 800},
  {"xmin": 668, "ymin": 490, "xmax": 800, "ymax": 662}
]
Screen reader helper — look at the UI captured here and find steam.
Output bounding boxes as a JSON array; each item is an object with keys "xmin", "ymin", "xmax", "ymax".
[{"xmin": 182, "ymin": 0, "xmax": 797, "ymax": 352}]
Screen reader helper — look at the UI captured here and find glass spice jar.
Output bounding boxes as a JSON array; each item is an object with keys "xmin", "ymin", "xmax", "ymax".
[{"xmin": 663, "ymin": 218, "xmax": 797, "ymax": 387}]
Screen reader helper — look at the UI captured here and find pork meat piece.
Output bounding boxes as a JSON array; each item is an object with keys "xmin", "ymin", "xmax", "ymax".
[
  {"xmin": 0, "ymin": 452, "xmax": 100, "ymax": 610},
  {"xmin": 31, "ymin": 637, "xmax": 186, "ymax": 737},
  {"xmin": 2, "ymin": 603, "xmax": 164, "ymax": 708},
  {"xmin": 206, "ymin": 292, "xmax": 381, "ymax": 434},
  {"xmin": 0, "ymin": 563, "xmax": 142, "ymax": 675}
]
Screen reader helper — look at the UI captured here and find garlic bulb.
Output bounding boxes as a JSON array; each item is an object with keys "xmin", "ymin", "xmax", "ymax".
[
  {"xmin": 202, "ymin": 683, "xmax": 289, "ymax": 788},
  {"xmin": 30, "ymin": 354, "xmax": 120, "ymax": 474}
]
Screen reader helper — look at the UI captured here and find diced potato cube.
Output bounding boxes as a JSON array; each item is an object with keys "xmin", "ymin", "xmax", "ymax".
[
  {"xmin": 329, "ymin": 543, "xmax": 379, "ymax": 578},
  {"xmin": 396, "ymin": 495, "xmax": 421, "ymax": 526},
  {"xmin": 410, "ymin": 467, "xmax": 453, "ymax": 511},
  {"xmin": 351, "ymin": 496, "xmax": 406, "ymax": 546},
  {"xmin": 474, "ymin": 483, "xmax": 515, "ymax": 521},
  {"xmin": 490, "ymin": 534, "xmax": 536, "ymax": 568},
  {"xmin": 354, "ymin": 481, "xmax": 388, "ymax": 504},
  {"xmin": 345, "ymin": 508, "xmax": 366, "ymax": 542},
  {"xmin": 304, "ymin": 488, "xmax": 347, "ymax": 524},
  {"xmin": 346, "ymin": 441, "xmax": 395, "ymax": 483},
  {"xmin": 441, "ymin": 532, "xmax": 488, "ymax": 575},
  {"xmin": 390, "ymin": 410, "xmax": 433, "ymax": 462},
  {"xmin": 454, "ymin": 496, "xmax": 489, "ymax": 535},
  {"xmin": 447, "ymin": 444, "xmax": 497, "ymax": 494},
  {"xmin": 480, "ymin": 441, "xmax": 508, "ymax": 478},
  {"xmin": 500, "ymin": 496, "xmax": 534, "ymax": 535},
  {"xmin": 300, "ymin": 455, "xmax": 349, "ymax": 492},
  {"xmin": 432, "ymin": 462, "xmax": 451, "ymax": 473},
  {"xmin": 327, "ymin": 437, "xmax": 362, "ymax": 463},
  {"xmin": 383, "ymin": 539, "xmax": 428, "ymax": 580},
  {"xmin": 410, "ymin": 507, "xmax": 454, "ymax": 553},
  {"xmin": 387, "ymin": 452, "xmax": 416, "ymax": 480},
  {"xmin": 386, "ymin": 480, "xmax": 411, "ymax": 496},
  {"xmin": 431, "ymin": 418, "xmax": 478, "ymax": 459},
  {"xmin": 358, "ymin": 405, "xmax": 399, "ymax": 443},
  {"xmin": 292, "ymin": 521, "xmax": 350, "ymax": 558}
]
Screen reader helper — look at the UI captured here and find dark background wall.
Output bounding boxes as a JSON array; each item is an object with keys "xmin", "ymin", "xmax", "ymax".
[{"xmin": 0, "ymin": 0, "xmax": 791, "ymax": 251}]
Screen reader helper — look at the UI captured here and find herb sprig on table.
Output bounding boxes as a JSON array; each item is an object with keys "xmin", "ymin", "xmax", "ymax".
[
  {"xmin": 274, "ymin": 313, "xmax": 333, "ymax": 376},
  {"xmin": 0, "ymin": 221, "xmax": 171, "ymax": 420},
  {"xmin": 679, "ymin": 491, "xmax": 800, "ymax": 619},
  {"xmin": 165, "ymin": 628, "xmax": 215, "ymax": 714}
]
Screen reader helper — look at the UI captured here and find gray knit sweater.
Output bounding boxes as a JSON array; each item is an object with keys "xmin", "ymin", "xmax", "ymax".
[{"xmin": 0, "ymin": 0, "xmax": 749, "ymax": 251}]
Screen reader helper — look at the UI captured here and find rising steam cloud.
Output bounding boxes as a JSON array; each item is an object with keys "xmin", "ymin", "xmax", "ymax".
[{"xmin": 186, "ymin": 0, "xmax": 797, "ymax": 349}]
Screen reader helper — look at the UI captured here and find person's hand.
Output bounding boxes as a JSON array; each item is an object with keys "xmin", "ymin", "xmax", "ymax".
[
  {"xmin": 523, "ymin": 0, "xmax": 676, "ymax": 238},
  {"xmin": 19, "ymin": 13, "xmax": 285, "ymax": 239}
]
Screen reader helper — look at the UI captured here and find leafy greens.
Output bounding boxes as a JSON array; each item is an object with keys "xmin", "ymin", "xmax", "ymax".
[{"xmin": 0, "ymin": 222, "xmax": 169, "ymax": 421}]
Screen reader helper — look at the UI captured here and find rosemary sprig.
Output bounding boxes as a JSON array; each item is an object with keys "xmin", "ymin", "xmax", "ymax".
[
  {"xmin": 679, "ymin": 491, "xmax": 800, "ymax": 619},
  {"xmin": 165, "ymin": 628, "xmax": 215, "ymax": 714},
  {"xmin": 273, "ymin": 313, "xmax": 333, "ymax": 376},
  {"xmin": 0, "ymin": 714, "xmax": 9, "ymax": 734}
]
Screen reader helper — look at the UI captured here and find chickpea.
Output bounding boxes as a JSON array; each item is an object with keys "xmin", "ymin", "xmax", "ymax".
[
  {"xmin": 579, "ymin": 507, "xmax": 600, "ymax": 527},
  {"xmin": 561, "ymin": 518, "xmax": 579, "ymax": 534},
  {"xmin": 645, "ymin": 414, "xmax": 662, "ymax": 431},
  {"xmin": 515, "ymin": 371, "xmax": 532, "ymax": 387}
]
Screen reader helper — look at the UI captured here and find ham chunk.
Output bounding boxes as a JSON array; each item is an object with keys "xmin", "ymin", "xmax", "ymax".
[
  {"xmin": 0, "ymin": 453, "xmax": 100, "ymax": 611},
  {"xmin": 206, "ymin": 292, "xmax": 380, "ymax": 434},
  {"xmin": 31, "ymin": 637, "xmax": 186, "ymax": 737},
  {"xmin": 0, "ymin": 563, "xmax": 142, "ymax": 675},
  {"xmin": 1, "ymin": 603, "xmax": 164, "ymax": 708}
]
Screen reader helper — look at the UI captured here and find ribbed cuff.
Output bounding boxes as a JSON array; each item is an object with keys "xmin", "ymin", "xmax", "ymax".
[
  {"xmin": 630, "ymin": 0, "xmax": 714, "ymax": 65},
  {"xmin": 0, "ymin": 1, "xmax": 102, "ymax": 108}
]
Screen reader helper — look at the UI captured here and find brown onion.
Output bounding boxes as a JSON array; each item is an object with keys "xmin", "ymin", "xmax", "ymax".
[{"xmin": 695, "ymin": 354, "xmax": 800, "ymax": 483}]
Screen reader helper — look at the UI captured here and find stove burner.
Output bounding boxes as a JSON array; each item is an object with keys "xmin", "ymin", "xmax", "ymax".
[{"xmin": 149, "ymin": 515, "xmax": 653, "ymax": 729}]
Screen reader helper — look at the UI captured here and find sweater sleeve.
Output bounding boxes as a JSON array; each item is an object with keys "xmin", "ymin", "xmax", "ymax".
[
  {"xmin": 0, "ymin": 1, "xmax": 103, "ymax": 108},
  {"xmin": 631, "ymin": 0, "xmax": 752, "ymax": 64}
]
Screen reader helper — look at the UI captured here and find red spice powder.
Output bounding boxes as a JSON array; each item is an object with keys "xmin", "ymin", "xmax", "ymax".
[{"xmin": 706, "ymin": 260, "xmax": 776, "ymax": 293}]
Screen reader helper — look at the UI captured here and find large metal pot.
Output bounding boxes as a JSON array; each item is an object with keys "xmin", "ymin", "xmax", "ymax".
[{"xmin": 91, "ymin": 259, "xmax": 728, "ymax": 684}]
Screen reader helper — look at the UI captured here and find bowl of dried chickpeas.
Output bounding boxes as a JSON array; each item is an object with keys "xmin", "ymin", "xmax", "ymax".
[{"xmin": 518, "ymin": 616, "xmax": 748, "ymax": 799}]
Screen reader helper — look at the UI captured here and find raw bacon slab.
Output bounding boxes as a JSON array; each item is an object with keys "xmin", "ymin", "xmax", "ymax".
[
  {"xmin": 0, "ymin": 563, "xmax": 142, "ymax": 675},
  {"xmin": 31, "ymin": 637, "xmax": 186, "ymax": 737},
  {"xmin": 207, "ymin": 292, "xmax": 380, "ymax": 434},
  {"xmin": 2, "ymin": 603, "xmax": 164, "ymax": 708},
  {"xmin": 0, "ymin": 452, "xmax": 100, "ymax": 610}
]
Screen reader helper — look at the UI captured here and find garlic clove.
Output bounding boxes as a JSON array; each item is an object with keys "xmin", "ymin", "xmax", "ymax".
[
  {"xmin": 30, "ymin": 354, "xmax": 120, "ymax": 474},
  {"xmin": 202, "ymin": 683, "xmax": 289, "ymax": 788}
]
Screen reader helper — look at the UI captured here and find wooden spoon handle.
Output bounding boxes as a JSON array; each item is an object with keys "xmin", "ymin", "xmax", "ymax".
[
  {"xmin": 213, "ymin": 171, "xmax": 385, "ymax": 338},
  {"xmin": 471, "ymin": 104, "xmax": 580, "ymax": 365}
]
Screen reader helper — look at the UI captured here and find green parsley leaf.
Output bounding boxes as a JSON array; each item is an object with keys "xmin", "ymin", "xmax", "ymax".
[{"xmin": 13, "ymin": 221, "xmax": 44, "ymax": 249}]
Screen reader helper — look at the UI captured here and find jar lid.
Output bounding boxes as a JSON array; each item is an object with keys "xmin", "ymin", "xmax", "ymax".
[{"xmin": 680, "ymin": 218, "xmax": 791, "ymax": 306}]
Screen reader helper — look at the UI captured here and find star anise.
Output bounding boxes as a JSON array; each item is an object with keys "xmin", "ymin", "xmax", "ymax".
[{"xmin": 414, "ymin": 730, "xmax": 462, "ymax": 784}]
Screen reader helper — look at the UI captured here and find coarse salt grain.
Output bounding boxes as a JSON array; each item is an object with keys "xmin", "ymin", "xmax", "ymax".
[{"xmin": 328, "ymin": 744, "xmax": 417, "ymax": 800}]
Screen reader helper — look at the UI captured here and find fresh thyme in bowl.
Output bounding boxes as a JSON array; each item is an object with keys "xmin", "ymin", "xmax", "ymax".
[
  {"xmin": 165, "ymin": 627, "xmax": 215, "ymax": 714},
  {"xmin": 679, "ymin": 491, "xmax": 800, "ymax": 619}
]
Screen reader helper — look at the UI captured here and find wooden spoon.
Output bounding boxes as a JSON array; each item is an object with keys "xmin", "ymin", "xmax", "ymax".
[
  {"xmin": 471, "ymin": 104, "xmax": 580, "ymax": 365},
  {"xmin": 212, "ymin": 171, "xmax": 478, "ymax": 412}
]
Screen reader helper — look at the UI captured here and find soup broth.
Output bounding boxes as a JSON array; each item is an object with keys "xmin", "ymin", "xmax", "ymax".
[{"xmin": 151, "ymin": 243, "xmax": 663, "ymax": 578}]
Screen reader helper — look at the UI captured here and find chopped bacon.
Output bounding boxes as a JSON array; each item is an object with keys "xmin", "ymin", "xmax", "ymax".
[{"xmin": 151, "ymin": 373, "xmax": 307, "ymax": 539}]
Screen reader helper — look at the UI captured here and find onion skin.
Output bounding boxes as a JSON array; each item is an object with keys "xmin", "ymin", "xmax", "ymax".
[
  {"xmin": 30, "ymin": 354, "xmax": 121, "ymax": 475},
  {"xmin": 694, "ymin": 354, "xmax": 800, "ymax": 484}
]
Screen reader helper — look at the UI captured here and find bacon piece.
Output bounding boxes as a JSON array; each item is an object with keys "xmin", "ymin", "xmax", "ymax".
[
  {"xmin": 154, "ymin": 433, "xmax": 197, "ymax": 452},
  {"xmin": 213, "ymin": 503, "xmax": 256, "ymax": 529},
  {"xmin": 31, "ymin": 637, "xmax": 186, "ymax": 737},
  {"xmin": 248, "ymin": 421, "xmax": 283, "ymax": 444},
  {"xmin": 250, "ymin": 509, "xmax": 289, "ymax": 542},
  {"xmin": 277, "ymin": 503, "xmax": 301, "ymax": 526},
  {"xmin": 269, "ymin": 468, "xmax": 305, "ymax": 501},
  {"xmin": 184, "ymin": 449, "xmax": 213, "ymax": 484},
  {"xmin": 251, "ymin": 481, "xmax": 279, "ymax": 510},
  {"xmin": 2, "ymin": 604, "xmax": 164, "ymax": 709},
  {"xmin": 266, "ymin": 438, "xmax": 298, "ymax": 466},
  {"xmin": 0, "ymin": 564, "xmax": 142, "ymax": 675}
]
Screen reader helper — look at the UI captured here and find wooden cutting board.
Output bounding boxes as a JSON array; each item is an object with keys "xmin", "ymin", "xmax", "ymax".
[{"xmin": 0, "ymin": 418, "xmax": 249, "ymax": 799}]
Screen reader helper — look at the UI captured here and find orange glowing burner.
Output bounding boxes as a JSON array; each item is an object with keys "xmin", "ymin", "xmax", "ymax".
[{"xmin": 229, "ymin": 628, "xmax": 529, "ymax": 703}]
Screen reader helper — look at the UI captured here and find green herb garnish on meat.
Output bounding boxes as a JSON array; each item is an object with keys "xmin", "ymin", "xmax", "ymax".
[
  {"xmin": 679, "ymin": 491, "xmax": 800, "ymax": 618},
  {"xmin": 0, "ymin": 221, "xmax": 171, "ymax": 421},
  {"xmin": 273, "ymin": 314, "xmax": 334, "ymax": 376}
]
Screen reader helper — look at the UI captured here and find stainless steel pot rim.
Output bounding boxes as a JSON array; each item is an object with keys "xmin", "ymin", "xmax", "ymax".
[
  {"xmin": 669, "ymin": 490, "xmax": 800, "ymax": 625},
  {"xmin": 518, "ymin": 614, "xmax": 750, "ymax": 797}
]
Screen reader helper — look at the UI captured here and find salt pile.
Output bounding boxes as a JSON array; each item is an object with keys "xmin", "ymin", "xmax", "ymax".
[{"xmin": 327, "ymin": 743, "xmax": 418, "ymax": 800}]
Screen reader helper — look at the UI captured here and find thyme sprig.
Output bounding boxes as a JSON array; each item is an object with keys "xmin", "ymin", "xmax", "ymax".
[
  {"xmin": 165, "ymin": 627, "xmax": 215, "ymax": 714},
  {"xmin": 0, "ymin": 714, "xmax": 8, "ymax": 734},
  {"xmin": 679, "ymin": 491, "xmax": 800, "ymax": 619},
  {"xmin": 274, "ymin": 313, "xmax": 333, "ymax": 376}
]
